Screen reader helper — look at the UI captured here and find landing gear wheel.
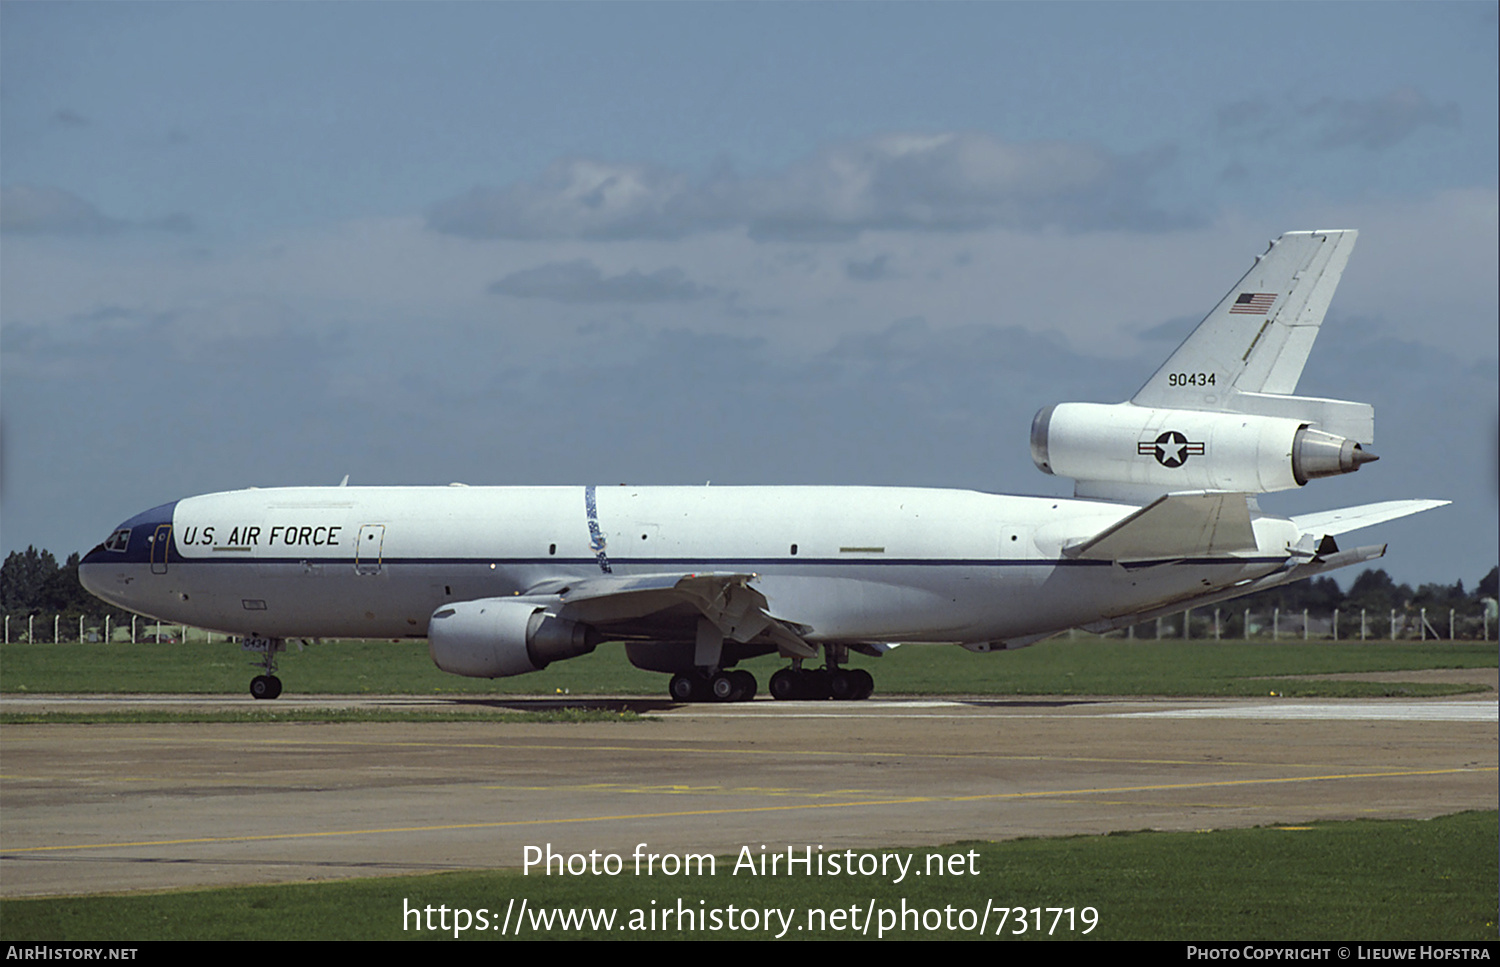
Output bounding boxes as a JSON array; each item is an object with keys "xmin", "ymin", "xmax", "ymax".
[
  {"xmin": 770, "ymin": 668, "xmax": 833, "ymax": 700},
  {"xmin": 250, "ymin": 675, "xmax": 282, "ymax": 700},
  {"xmin": 669, "ymin": 673, "xmax": 700, "ymax": 702},
  {"xmin": 709, "ymin": 672, "xmax": 739, "ymax": 702},
  {"xmin": 769, "ymin": 668, "xmax": 800, "ymax": 701},
  {"xmin": 801, "ymin": 668, "xmax": 831, "ymax": 700},
  {"xmin": 829, "ymin": 668, "xmax": 875, "ymax": 700},
  {"xmin": 731, "ymin": 670, "xmax": 757, "ymax": 701}
]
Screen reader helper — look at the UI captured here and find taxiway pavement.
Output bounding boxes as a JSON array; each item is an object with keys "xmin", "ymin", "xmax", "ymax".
[{"xmin": 2, "ymin": 690, "xmax": 1495, "ymax": 897}]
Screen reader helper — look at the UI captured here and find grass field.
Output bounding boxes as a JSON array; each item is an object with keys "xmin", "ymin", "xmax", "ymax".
[
  {"xmin": 0, "ymin": 636, "xmax": 1492, "ymax": 698},
  {"xmin": 2, "ymin": 812, "xmax": 1494, "ymax": 940}
]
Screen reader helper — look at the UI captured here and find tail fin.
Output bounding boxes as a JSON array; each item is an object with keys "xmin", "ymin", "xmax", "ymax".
[
  {"xmin": 1031, "ymin": 230, "xmax": 1379, "ymax": 501},
  {"xmin": 1130, "ymin": 230, "xmax": 1370, "ymax": 442}
]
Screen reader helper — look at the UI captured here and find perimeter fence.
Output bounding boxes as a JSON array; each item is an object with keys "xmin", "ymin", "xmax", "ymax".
[
  {"xmin": 1113, "ymin": 603, "xmax": 1494, "ymax": 642},
  {"xmin": 3, "ymin": 613, "xmax": 228, "ymax": 645},
  {"xmin": 3, "ymin": 606, "xmax": 1495, "ymax": 645}
]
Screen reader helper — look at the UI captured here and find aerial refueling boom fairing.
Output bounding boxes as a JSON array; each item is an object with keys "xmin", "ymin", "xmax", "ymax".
[{"xmin": 79, "ymin": 230, "xmax": 1447, "ymax": 701}]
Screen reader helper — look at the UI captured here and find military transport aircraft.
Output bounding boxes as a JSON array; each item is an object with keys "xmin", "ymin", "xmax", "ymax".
[{"xmin": 80, "ymin": 230, "xmax": 1446, "ymax": 701}]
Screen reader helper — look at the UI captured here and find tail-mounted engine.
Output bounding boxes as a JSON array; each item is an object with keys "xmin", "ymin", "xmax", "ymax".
[
  {"xmin": 1031, "ymin": 402, "xmax": 1377, "ymax": 499},
  {"xmin": 428, "ymin": 598, "xmax": 599, "ymax": 678}
]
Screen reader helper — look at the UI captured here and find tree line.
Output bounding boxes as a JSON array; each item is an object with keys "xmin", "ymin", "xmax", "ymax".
[
  {"xmin": 1, "ymin": 546, "xmax": 137, "ymax": 626},
  {"xmin": 1233, "ymin": 566, "xmax": 1497, "ymax": 617}
]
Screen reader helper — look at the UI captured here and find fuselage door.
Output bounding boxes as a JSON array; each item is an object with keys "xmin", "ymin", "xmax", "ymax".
[
  {"xmin": 355, "ymin": 524, "xmax": 385, "ymax": 575},
  {"xmin": 150, "ymin": 524, "xmax": 173, "ymax": 574}
]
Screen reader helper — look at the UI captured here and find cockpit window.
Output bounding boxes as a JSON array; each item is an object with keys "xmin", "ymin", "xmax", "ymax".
[{"xmin": 103, "ymin": 528, "xmax": 131, "ymax": 552}]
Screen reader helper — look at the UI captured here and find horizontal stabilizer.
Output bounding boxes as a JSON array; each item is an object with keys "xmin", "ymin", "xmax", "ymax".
[
  {"xmin": 1064, "ymin": 491, "xmax": 1257, "ymax": 562},
  {"xmin": 1291, "ymin": 499, "xmax": 1450, "ymax": 537},
  {"xmin": 1226, "ymin": 392, "xmax": 1374, "ymax": 445}
]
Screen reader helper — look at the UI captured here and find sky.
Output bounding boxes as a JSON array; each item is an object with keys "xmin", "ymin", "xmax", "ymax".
[{"xmin": 2, "ymin": 2, "xmax": 1496, "ymax": 589}]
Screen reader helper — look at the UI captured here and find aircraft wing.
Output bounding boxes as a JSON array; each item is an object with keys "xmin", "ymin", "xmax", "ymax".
[
  {"xmin": 1066, "ymin": 496, "xmax": 1449, "ymax": 632},
  {"xmin": 1291, "ymin": 499, "xmax": 1450, "ymax": 537},
  {"xmin": 1063, "ymin": 491, "xmax": 1258, "ymax": 562},
  {"xmin": 528, "ymin": 571, "xmax": 816, "ymax": 657}
]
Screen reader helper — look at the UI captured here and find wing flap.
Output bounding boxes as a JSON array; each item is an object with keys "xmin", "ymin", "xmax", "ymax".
[
  {"xmin": 530, "ymin": 571, "xmax": 816, "ymax": 657},
  {"xmin": 1064, "ymin": 491, "xmax": 1258, "ymax": 562}
]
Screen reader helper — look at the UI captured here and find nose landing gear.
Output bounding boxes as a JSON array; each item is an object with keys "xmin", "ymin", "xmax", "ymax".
[
  {"xmin": 250, "ymin": 674, "xmax": 283, "ymax": 700},
  {"xmin": 242, "ymin": 636, "xmax": 286, "ymax": 700}
]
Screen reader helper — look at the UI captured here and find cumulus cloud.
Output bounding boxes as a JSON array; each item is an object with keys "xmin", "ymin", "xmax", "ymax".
[
  {"xmin": 488, "ymin": 259, "xmax": 712, "ymax": 304},
  {"xmin": 432, "ymin": 160, "xmax": 697, "ymax": 240},
  {"xmin": 0, "ymin": 185, "xmax": 193, "ymax": 236},
  {"xmin": 0, "ymin": 185, "xmax": 120, "ymax": 235},
  {"xmin": 1217, "ymin": 88, "xmax": 1459, "ymax": 151},
  {"xmin": 428, "ymin": 132, "xmax": 1186, "ymax": 242},
  {"xmin": 1303, "ymin": 88, "xmax": 1460, "ymax": 150},
  {"xmin": 845, "ymin": 254, "xmax": 892, "ymax": 281}
]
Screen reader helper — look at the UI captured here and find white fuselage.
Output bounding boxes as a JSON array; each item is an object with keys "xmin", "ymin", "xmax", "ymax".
[{"xmin": 80, "ymin": 484, "xmax": 1298, "ymax": 647}]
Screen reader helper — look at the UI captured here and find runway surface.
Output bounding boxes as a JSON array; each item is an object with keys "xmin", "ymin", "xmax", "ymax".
[{"xmin": 2, "ymin": 689, "xmax": 1495, "ymax": 898}]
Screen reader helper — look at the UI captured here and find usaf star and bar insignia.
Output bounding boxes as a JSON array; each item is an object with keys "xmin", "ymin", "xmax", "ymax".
[{"xmin": 1138, "ymin": 431, "xmax": 1206, "ymax": 468}]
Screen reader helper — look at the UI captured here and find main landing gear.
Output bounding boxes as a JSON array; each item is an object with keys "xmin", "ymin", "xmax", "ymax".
[
  {"xmin": 665, "ymin": 663, "xmax": 875, "ymax": 703},
  {"xmin": 770, "ymin": 645, "xmax": 875, "ymax": 701},
  {"xmin": 769, "ymin": 665, "xmax": 874, "ymax": 701},
  {"xmin": 242, "ymin": 636, "xmax": 286, "ymax": 700},
  {"xmin": 668, "ymin": 669, "xmax": 758, "ymax": 703},
  {"xmin": 664, "ymin": 621, "xmax": 876, "ymax": 703}
]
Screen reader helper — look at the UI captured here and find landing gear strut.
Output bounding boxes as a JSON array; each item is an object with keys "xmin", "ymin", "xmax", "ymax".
[
  {"xmin": 666, "ymin": 617, "xmax": 760, "ymax": 703},
  {"xmin": 242, "ymin": 636, "xmax": 285, "ymax": 700}
]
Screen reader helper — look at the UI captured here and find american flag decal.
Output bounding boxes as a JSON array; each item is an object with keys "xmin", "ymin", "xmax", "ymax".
[{"xmin": 1229, "ymin": 292, "xmax": 1277, "ymax": 315}]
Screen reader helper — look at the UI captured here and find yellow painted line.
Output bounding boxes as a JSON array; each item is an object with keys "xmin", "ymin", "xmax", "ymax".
[
  {"xmin": 102, "ymin": 734, "xmax": 1314, "ymax": 770},
  {"xmin": 938, "ymin": 766, "xmax": 1497, "ymax": 803},
  {"xmin": 480, "ymin": 784, "xmax": 881, "ymax": 798},
  {"xmin": 3, "ymin": 765, "xmax": 1491, "ymax": 855}
]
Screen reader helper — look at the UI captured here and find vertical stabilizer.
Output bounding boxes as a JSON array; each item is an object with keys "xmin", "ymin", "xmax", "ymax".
[{"xmin": 1132, "ymin": 230, "xmax": 1358, "ymax": 407}]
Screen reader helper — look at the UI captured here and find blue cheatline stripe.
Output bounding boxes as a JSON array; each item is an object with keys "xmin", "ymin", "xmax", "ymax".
[{"xmin": 149, "ymin": 555, "xmax": 1290, "ymax": 569}]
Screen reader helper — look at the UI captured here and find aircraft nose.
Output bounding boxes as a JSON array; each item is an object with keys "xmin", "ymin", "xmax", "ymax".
[
  {"xmin": 78, "ymin": 541, "xmax": 119, "ymax": 602},
  {"xmin": 78, "ymin": 544, "xmax": 109, "ymax": 595},
  {"xmin": 78, "ymin": 500, "xmax": 180, "ymax": 602}
]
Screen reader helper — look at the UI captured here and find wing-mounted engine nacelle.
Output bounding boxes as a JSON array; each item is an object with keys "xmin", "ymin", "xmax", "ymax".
[
  {"xmin": 1031, "ymin": 402, "xmax": 1377, "ymax": 496},
  {"xmin": 428, "ymin": 598, "xmax": 599, "ymax": 678}
]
